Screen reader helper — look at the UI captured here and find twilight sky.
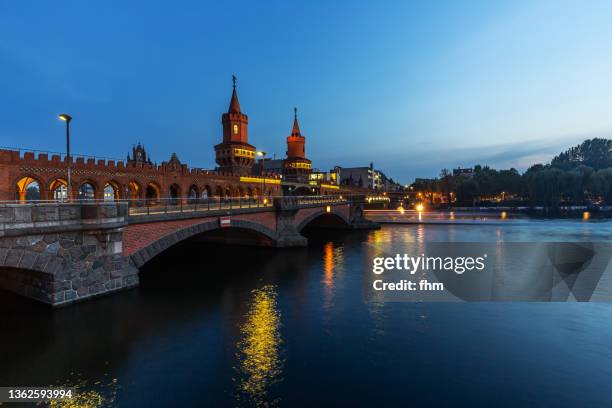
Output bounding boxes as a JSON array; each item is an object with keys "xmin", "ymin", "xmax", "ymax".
[{"xmin": 2, "ymin": 0, "xmax": 612, "ymax": 184}]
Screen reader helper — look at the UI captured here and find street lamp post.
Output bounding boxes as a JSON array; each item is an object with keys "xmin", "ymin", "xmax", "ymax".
[
  {"xmin": 58, "ymin": 114, "xmax": 72, "ymax": 201},
  {"xmin": 257, "ymin": 151, "xmax": 266, "ymax": 203}
]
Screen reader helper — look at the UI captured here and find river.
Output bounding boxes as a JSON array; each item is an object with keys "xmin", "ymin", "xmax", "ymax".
[{"xmin": 2, "ymin": 221, "xmax": 612, "ymax": 407}]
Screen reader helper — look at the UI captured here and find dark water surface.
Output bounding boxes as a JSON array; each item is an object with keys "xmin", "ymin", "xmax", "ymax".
[{"xmin": 2, "ymin": 222, "xmax": 612, "ymax": 407}]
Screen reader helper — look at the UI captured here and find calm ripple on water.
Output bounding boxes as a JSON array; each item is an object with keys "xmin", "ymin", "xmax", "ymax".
[{"xmin": 1, "ymin": 220, "xmax": 612, "ymax": 407}]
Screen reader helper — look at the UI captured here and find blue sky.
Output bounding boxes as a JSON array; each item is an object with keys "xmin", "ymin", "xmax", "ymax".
[{"xmin": 2, "ymin": 0, "xmax": 612, "ymax": 184}]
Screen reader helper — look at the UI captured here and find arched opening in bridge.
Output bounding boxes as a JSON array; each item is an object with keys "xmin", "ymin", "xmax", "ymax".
[
  {"xmin": 247, "ymin": 187, "xmax": 254, "ymax": 197},
  {"xmin": 300, "ymin": 212, "xmax": 351, "ymax": 233},
  {"xmin": 225, "ymin": 187, "xmax": 232, "ymax": 198},
  {"xmin": 169, "ymin": 184, "xmax": 181, "ymax": 205},
  {"xmin": 202, "ymin": 185, "xmax": 212, "ymax": 199},
  {"xmin": 254, "ymin": 187, "xmax": 262, "ymax": 198},
  {"xmin": 104, "ymin": 182, "xmax": 120, "ymax": 201},
  {"xmin": 292, "ymin": 186, "xmax": 315, "ymax": 196},
  {"xmin": 49, "ymin": 179, "xmax": 68, "ymax": 202},
  {"xmin": 78, "ymin": 182, "xmax": 96, "ymax": 201},
  {"xmin": 16, "ymin": 176, "xmax": 41, "ymax": 202},
  {"xmin": 188, "ymin": 185, "xmax": 199, "ymax": 204},
  {"xmin": 146, "ymin": 182, "xmax": 160, "ymax": 204},
  {"xmin": 215, "ymin": 185, "xmax": 224, "ymax": 198},
  {"xmin": 135, "ymin": 223, "xmax": 279, "ymax": 271},
  {"xmin": 237, "ymin": 186, "xmax": 245, "ymax": 198},
  {"xmin": 126, "ymin": 181, "xmax": 141, "ymax": 200}
]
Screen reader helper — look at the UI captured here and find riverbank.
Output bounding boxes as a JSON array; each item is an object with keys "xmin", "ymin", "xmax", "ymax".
[{"xmin": 363, "ymin": 209, "xmax": 607, "ymax": 224}]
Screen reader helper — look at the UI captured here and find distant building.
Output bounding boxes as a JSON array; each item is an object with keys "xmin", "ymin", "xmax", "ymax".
[
  {"xmin": 253, "ymin": 158, "xmax": 284, "ymax": 175},
  {"xmin": 453, "ymin": 167, "xmax": 474, "ymax": 178},
  {"xmin": 335, "ymin": 163, "xmax": 401, "ymax": 191},
  {"xmin": 337, "ymin": 164, "xmax": 374, "ymax": 188}
]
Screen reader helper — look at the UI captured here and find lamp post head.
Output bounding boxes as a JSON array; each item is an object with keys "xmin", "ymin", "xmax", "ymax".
[
  {"xmin": 256, "ymin": 151, "xmax": 266, "ymax": 158},
  {"xmin": 58, "ymin": 113, "xmax": 72, "ymax": 123}
]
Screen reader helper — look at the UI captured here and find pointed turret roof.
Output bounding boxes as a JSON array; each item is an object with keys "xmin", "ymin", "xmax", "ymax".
[
  {"xmin": 228, "ymin": 75, "xmax": 241, "ymax": 113},
  {"xmin": 291, "ymin": 107, "xmax": 301, "ymax": 136}
]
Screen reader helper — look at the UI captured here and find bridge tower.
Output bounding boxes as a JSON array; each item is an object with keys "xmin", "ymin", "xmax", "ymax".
[
  {"xmin": 283, "ymin": 107, "xmax": 312, "ymax": 183},
  {"xmin": 215, "ymin": 75, "xmax": 256, "ymax": 176}
]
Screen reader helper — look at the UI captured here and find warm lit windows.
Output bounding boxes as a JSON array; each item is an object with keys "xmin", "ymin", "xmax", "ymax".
[
  {"xmin": 233, "ymin": 124, "xmax": 239, "ymax": 134},
  {"xmin": 234, "ymin": 148, "xmax": 254, "ymax": 158}
]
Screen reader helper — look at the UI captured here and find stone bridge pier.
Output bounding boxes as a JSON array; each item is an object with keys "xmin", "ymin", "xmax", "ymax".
[
  {"xmin": 0, "ymin": 197, "xmax": 377, "ymax": 306},
  {"xmin": 0, "ymin": 203, "xmax": 137, "ymax": 306}
]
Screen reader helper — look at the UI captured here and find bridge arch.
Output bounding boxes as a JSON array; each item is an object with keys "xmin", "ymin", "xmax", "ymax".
[
  {"xmin": 77, "ymin": 180, "xmax": 98, "ymax": 201},
  {"xmin": 146, "ymin": 182, "xmax": 161, "ymax": 203},
  {"xmin": 103, "ymin": 180, "xmax": 121, "ymax": 201},
  {"xmin": 187, "ymin": 184, "xmax": 199, "ymax": 203},
  {"xmin": 127, "ymin": 180, "xmax": 142, "ymax": 200},
  {"xmin": 48, "ymin": 178, "xmax": 68, "ymax": 201},
  {"xmin": 214, "ymin": 185, "xmax": 224, "ymax": 198},
  {"xmin": 297, "ymin": 209, "xmax": 351, "ymax": 232},
  {"xmin": 15, "ymin": 175, "xmax": 43, "ymax": 202},
  {"xmin": 201, "ymin": 185, "xmax": 212, "ymax": 198},
  {"xmin": 130, "ymin": 220, "xmax": 278, "ymax": 268}
]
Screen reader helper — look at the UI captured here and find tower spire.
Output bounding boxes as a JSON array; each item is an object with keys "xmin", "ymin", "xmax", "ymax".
[
  {"xmin": 291, "ymin": 107, "xmax": 301, "ymax": 136},
  {"xmin": 228, "ymin": 74, "xmax": 241, "ymax": 113}
]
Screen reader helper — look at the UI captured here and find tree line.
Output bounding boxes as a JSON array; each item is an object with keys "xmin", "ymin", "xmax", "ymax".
[{"xmin": 411, "ymin": 138, "xmax": 612, "ymax": 207}]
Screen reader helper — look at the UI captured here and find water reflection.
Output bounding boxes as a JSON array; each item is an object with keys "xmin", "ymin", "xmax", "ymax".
[
  {"xmin": 46, "ymin": 373, "xmax": 119, "ymax": 407},
  {"xmin": 235, "ymin": 285, "xmax": 283, "ymax": 407},
  {"xmin": 323, "ymin": 242, "xmax": 335, "ymax": 290}
]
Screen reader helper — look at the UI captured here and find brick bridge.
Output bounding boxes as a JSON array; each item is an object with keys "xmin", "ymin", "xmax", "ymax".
[{"xmin": 0, "ymin": 196, "xmax": 377, "ymax": 306}]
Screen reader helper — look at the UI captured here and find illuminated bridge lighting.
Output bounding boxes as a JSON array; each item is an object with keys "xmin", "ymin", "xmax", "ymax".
[{"xmin": 239, "ymin": 176, "xmax": 281, "ymax": 185}]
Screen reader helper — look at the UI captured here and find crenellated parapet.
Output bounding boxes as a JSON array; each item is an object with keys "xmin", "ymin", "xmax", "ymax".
[{"xmin": 2, "ymin": 147, "xmax": 282, "ymax": 202}]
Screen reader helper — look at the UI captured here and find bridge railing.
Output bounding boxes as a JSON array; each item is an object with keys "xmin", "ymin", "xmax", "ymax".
[
  {"xmin": 127, "ymin": 196, "xmax": 274, "ymax": 216},
  {"xmin": 0, "ymin": 195, "xmax": 363, "ymax": 218}
]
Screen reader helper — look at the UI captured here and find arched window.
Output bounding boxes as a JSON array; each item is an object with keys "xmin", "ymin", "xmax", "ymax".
[
  {"xmin": 202, "ymin": 185, "xmax": 211, "ymax": 199},
  {"xmin": 146, "ymin": 183, "xmax": 160, "ymax": 204},
  {"xmin": 103, "ymin": 183, "xmax": 118, "ymax": 201},
  {"xmin": 78, "ymin": 183, "xmax": 95, "ymax": 201},
  {"xmin": 188, "ymin": 185, "xmax": 198, "ymax": 204},
  {"xmin": 50, "ymin": 179, "xmax": 68, "ymax": 202},
  {"xmin": 127, "ymin": 181, "xmax": 141, "ymax": 200},
  {"xmin": 16, "ymin": 177, "xmax": 41, "ymax": 202},
  {"xmin": 169, "ymin": 184, "xmax": 181, "ymax": 205},
  {"xmin": 215, "ymin": 186, "xmax": 224, "ymax": 198}
]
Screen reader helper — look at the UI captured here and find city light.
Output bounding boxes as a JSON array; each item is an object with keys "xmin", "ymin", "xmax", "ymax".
[
  {"xmin": 397, "ymin": 206, "xmax": 405, "ymax": 214},
  {"xmin": 240, "ymin": 176, "xmax": 281, "ymax": 185},
  {"xmin": 501, "ymin": 211, "xmax": 507, "ymax": 220},
  {"xmin": 58, "ymin": 113, "xmax": 72, "ymax": 122},
  {"xmin": 583, "ymin": 211, "xmax": 590, "ymax": 220},
  {"xmin": 415, "ymin": 203, "xmax": 424, "ymax": 212},
  {"xmin": 326, "ymin": 205, "xmax": 331, "ymax": 213}
]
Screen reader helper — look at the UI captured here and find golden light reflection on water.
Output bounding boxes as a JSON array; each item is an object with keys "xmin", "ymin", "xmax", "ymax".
[
  {"xmin": 235, "ymin": 285, "xmax": 283, "ymax": 407},
  {"xmin": 323, "ymin": 242, "xmax": 335, "ymax": 289},
  {"xmin": 42, "ymin": 375, "xmax": 119, "ymax": 408},
  {"xmin": 322, "ymin": 242, "xmax": 345, "ymax": 309}
]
